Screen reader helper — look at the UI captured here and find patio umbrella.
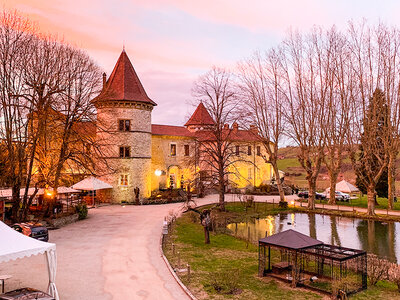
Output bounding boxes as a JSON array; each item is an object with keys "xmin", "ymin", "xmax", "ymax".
[
  {"xmin": 71, "ymin": 176, "xmax": 112, "ymax": 206},
  {"xmin": 71, "ymin": 176, "xmax": 112, "ymax": 191}
]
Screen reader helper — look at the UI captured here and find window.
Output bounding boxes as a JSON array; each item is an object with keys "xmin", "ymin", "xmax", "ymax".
[
  {"xmin": 118, "ymin": 119, "xmax": 130, "ymax": 131},
  {"xmin": 170, "ymin": 144, "xmax": 177, "ymax": 156},
  {"xmin": 236, "ymin": 145, "xmax": 240, "ymax": 156},
  {"xmin": 119, "ymin": 146, "xmax": 130, "ymax": 158},
  {"xmin": 120, "ymin": 174, "xmax": 129, "ymax": 186},
  {"xmin": 184, "ymin": 144, "xmax": 190, "ymax": 156},
  {"xmin": 257, "ymin": 146, "xmax": 261, "ymax": 156},
  {"xmin": 248, "ymin": 146, "xmax": 252, "ymax": 156}
]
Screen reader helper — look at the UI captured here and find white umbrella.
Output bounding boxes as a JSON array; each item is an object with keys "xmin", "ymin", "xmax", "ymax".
[
  {"xmin": 71, "ymin": 176, "xmax": 112, "ymax": 191},
  {"xmin": 71, "ymin": 176, "xmax": 112, "ymax": 206}
]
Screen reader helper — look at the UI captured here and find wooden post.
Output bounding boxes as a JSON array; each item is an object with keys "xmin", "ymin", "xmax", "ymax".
[
  {"xmin": 172, "ymin": 243, "xmax": 175, "ymax": 255},
  {"xmin": 177, "ymin": 251, "xmax": 181, "ymax": 268},
  {"xmin": 246, "ymin": 226, "xmax": 250, "ymax": 248},
  {"xmin": 187, "ymin": 264, "xmax": 191, "ymax": 281}
]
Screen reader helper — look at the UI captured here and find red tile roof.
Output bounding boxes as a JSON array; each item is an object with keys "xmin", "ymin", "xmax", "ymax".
[
  {"xmin": 184, "ymin": 102, "xmax": 215, "ymax": 126},
  {"xmin": 151, "ymin": 124, "xmax": 194, "ymax": 137},
  {"xmin": 195, "ymin": 129, "xmax": 260, "ymax": 142},
  {"xmin": 94, "ymin": 50, "xmax": 156, "ymax": 105}
]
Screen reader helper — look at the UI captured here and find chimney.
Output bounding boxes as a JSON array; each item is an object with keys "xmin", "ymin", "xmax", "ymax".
[
  {"xmin": 102, "ymin": 72, "xmax": 107, "ymax": 89},
  {"xmin": 232, "ymin": 122, "xmax": 239, "ymax": 132},
  {"xmin": 250, "ymin": 125, "xmax": 258, "ymax": 133}
]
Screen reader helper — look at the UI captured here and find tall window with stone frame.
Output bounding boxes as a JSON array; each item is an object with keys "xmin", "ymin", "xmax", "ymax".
[
  {"xmin": 120, "ymin": 174, "xmax": 129, "ymax": 186},
  {"xmin": 235, "ymin": 145, "xmax": 240, "ymax": 156},
  {"xmin": 119, "ymin": 146, "xmax": 130, "ymax": 158},
  {"xmin": 248, "ymin": 145, "xmax": 252, "ymax": 156},
  {"xmin": 118, "ymin": 119, "xmax": 131, "ymax": 131},
  {"xmin": 257, "ymin": 146, "xmax": 261, "ymax": 156},
  {"xmin": 184, "ymin": 144, "xmax": 190, "ymax": 156},
  {"xmin": 170, "ymin": 144, "xmax": 177, "ymax": 156}
]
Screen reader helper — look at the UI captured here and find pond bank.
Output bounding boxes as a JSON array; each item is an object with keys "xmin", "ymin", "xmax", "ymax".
[{"xmin": 164, "ymin": 202, "xmax": 400, "ymax": 299}]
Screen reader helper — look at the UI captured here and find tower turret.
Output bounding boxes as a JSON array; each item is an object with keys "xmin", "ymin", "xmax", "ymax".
[{"xmin": 94, "ymin": 50, "xmax": 156, "ymax": 202}]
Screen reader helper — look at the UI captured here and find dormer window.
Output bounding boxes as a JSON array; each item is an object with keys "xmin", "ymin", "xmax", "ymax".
[{"xmin": 118, "ymin": 119, "xmax": 130, "ymax": 131}]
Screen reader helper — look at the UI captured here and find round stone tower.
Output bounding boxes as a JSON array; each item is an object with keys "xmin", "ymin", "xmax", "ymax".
[{"xmin": 94, "ymin": 50, "xmax": 156, "ymax": 203}]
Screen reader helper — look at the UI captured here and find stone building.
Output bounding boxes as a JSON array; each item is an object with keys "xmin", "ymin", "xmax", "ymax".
[{"xmin": 94, "ymin": 50, "xmax": 274, "ymax": 203}]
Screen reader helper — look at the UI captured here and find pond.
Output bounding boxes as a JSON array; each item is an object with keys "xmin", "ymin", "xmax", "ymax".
[{"xmin": 227, "ymin": 213, "xmax": 400, "ymax": 262}]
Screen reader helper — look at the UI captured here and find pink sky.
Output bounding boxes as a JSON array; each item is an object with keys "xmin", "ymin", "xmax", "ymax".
[{"xmin": 3, "ymin": 0, "xmax": 400, "ymax": 125}]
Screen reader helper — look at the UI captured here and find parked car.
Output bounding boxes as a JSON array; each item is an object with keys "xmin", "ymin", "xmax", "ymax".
[
  {"xmin": 298, "ymin": 191, "xmax": 326, "ymax": 200},
  {"xmin": 0, "ymin": 288, "xmax": 54, "ymax": 300},
  {"xmin": 325, "ymin": 191, "xmax": 350, "ymax": 202},
  {"xmin": 298, "ymin": 190, "xmax": 309, "ymax": 198},
  {"xmin": 11, "ymin": 222, "xmax": 49, "ymax": 242}
]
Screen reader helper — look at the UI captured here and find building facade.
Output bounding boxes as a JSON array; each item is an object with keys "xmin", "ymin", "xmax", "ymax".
[{"xmin": 94, "ymin": 51, "xmax": 274, "ymax": 203}]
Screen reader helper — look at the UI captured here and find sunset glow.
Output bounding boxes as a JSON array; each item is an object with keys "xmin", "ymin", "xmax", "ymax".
[{"xmin": 3, "ymin": 0, "xmax": 400, "ymax": 125}]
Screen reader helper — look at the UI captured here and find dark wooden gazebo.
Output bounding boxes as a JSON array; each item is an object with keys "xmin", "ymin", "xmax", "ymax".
[{"xmin": 258, "ymin": 229, "xmax": 367, "ymax": 295}]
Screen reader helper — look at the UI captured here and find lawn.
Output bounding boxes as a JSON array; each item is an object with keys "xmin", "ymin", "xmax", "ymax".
[
  {"xmin": 164, "ymin": 203, "xmax": 400, "ymax": 299},
  {"xmin": 314, "ymin": 195, "xmax": 400, "ymax": 211}
]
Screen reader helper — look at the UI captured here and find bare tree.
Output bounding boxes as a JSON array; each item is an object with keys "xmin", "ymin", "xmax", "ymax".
[
  {"xmin": 192, "ymin": 67, "xmax": 242, "ymax": 211},
  {"xmin": 238, "ymin": 49, "xmax": 286, "ymax": 204},
  {"xmin": 347, "ymin": 22, "xmax": 393, "ymax": 215},
  {"xmin": 0, "ymin": 11, "xmax": 40, "ymax": 221},
  {"xmin": 281, "ymin": 28, "xmax": 331, "ymax": 209},
  {"xmin": 322, "ymin": 28, "xmax": 354, "ymax": 204}
]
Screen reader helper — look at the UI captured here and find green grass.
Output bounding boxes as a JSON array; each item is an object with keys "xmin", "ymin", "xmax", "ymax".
[
  {"xmin": 164, "ymin": 203, "xmax": 400, "ymax": 299},
  {"xmin": 314, "ymin": 195, "xmax": 400, "ymax": 211},
  {"xmin": 277, "ymin": 158, "xmax": 301, "ymax": 172}
]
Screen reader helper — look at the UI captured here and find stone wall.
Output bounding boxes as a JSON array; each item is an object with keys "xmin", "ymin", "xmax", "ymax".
[{"xmin": 96, "ymin": 102, "xmax": 153, "ymax": 202}]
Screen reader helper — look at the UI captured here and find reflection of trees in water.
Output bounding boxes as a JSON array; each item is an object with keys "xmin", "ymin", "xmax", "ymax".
[
  {"xmin": 308, "ymin": 214, "xmax": 316, "ymax": 239},
  {"xmin": 278, "ymin": 213, "xmax": 288, "ymax": 232},
  {"xmin": 330, "ymin": 215, "xmax": 341, "ymax": 247},
  {"xmin": 357, "ymin": 220, "xmax": 397, "ymax": 262}
]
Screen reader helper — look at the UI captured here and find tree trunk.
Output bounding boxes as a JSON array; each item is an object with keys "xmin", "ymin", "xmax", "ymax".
[
  {"xmin": 367, "ymin": 183, "xmax": 376, "ymax": 216},
  {"xmin": 204, "ymin": 227, "xmax": 210, "ymax": 244},
  {"xmin": 271, "ymin": 161, "xmax": 285, "ymax": 203},
  {"xmin": 218, "ymin": 169, "xmax": 225, "ymax": 211},
  {"xmin": 388, "ymin": 153, "xmax": 396, "ymax": 210},
  {"xmin": 328, "ymin": 170, "xmax": 338, "ymax": 205},
  {"xmin": 308, "ymin": 178, "xmax": 316, "ymax": 210}
]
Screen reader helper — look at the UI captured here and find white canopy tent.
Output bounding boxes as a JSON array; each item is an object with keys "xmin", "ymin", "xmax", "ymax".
[
  {"xmin": 0, "ymin": 221, "xmax": 59, "ymax": 299},
  {"xmin": 325, "ymin": 180, "xmax": 359, "ymax": 194}
]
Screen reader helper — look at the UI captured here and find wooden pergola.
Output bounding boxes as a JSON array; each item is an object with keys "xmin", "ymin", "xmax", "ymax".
[{"xmin": 258, "ymin": 229, "xmax": 367, "ymax": 295}]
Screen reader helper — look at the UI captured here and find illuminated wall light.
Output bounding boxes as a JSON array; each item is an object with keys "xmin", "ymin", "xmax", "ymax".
[{"xmin": 154, "ymin": 169, "xmax": 162, "ymax": 176}]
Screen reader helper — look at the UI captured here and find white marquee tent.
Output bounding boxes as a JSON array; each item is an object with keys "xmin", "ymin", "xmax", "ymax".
[
  {"xmin": 325, "ymin": 179, "xmax": 359, "ymax": 194},
  {"xmin": 0, "ymin": 221, "xmax": 59, "ymax": 299}
]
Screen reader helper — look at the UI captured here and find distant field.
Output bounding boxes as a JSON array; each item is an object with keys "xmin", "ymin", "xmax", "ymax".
[{"xmin": 277, "ymin": 146, "xmax": 400, "ymax": 194}]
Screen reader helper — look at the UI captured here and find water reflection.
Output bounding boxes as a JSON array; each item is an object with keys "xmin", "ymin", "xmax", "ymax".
[{"xmin": 226, "ymin": 213, "xmax": 399, "ymax": 262}]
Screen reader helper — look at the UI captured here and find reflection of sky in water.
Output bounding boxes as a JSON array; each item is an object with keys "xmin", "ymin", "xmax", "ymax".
[{"xmin": 227, "ymin": 213, "xmax": 400, "ymax": 262}]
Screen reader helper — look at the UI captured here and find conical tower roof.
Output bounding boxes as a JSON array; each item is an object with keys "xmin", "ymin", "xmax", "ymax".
[
  {"xmin": 94, "ymin": 50, "xmax": 156, "ymax": 105},
  {"xmin": 185, "ymin": 102, "xmax": 214, "ymax": 126}
]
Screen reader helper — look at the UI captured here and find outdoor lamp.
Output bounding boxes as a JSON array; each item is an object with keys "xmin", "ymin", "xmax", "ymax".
[{"xmin": 155, "ymin": 169, "xmax": 162, "ymax": 176}]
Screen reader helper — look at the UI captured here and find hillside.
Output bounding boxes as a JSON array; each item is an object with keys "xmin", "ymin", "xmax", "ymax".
[{"xmin": 277, "ymin": 146, "xmax": 399, "ymax": 191}]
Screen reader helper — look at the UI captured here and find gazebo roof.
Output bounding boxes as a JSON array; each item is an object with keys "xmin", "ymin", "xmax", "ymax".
[{"xmin": 259, "ymin": 229, "xmax": 323, "ymax": 250}]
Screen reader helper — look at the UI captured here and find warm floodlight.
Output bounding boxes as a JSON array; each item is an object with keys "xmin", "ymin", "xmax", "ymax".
[{"xmin": 155, "ymin": 169, "xmax": 162, "ymax": 176}]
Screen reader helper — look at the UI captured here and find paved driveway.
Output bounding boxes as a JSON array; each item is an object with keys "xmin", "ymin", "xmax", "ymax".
[{"xmin": 0, "ymin": 194, "xmax": 297, "ymax": 300}]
